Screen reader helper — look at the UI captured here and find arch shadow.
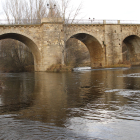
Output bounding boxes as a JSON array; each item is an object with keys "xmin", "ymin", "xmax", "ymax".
[
  {"xmin": 122, "ymin": 35, "xmax": 140, "ymax": 65},
  {"xmin": 0, "ymin": 33, "xmax": 41, "ymax": 70},
  {"xmin": 67, "ymin": 33, "xmax": 105, "ymax": 68}
]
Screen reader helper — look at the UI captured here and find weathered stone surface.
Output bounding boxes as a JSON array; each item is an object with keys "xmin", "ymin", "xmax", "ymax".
[{"xmin": 0, "ymin": 19, "xmax": 140, "ymax": 71}]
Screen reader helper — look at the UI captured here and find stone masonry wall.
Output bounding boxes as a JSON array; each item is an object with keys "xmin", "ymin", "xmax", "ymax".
[{"xmin": 0, "ymin": 19, "xmax": 140, "ymax": 71}]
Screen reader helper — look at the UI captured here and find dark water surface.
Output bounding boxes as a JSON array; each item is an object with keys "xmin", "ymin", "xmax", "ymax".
[{"xmin": 0, "ymin": 67, "xmax": 140, "ymax": 140}]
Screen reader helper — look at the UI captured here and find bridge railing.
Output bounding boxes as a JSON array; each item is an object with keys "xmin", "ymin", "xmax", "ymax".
[
  {"xmin": 0, "ymin": 19, "xmax": 41, "ymax": 25},
  {"xmin": 66, "ymin": 19, "xmax": 140, "ymax": 25},
  {"xmin": 0, "ymin": 19, "xmax": 140, "ymax": 25},
  {"xmin": 120, "ymin": 20, "xmax": 140, "ymax": 24}
]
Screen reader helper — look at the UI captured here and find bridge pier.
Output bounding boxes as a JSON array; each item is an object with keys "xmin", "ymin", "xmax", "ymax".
[
  {"xmin": 39, "ymin": 21, "xmax": 124, "ymax": 70},
  {"xmin": 38, "ymin": 18, "xmax": 64, "ymax": 71},
  {"xmin": 104, "ymin": 24, "xmax": 123, "ymax": 67}
]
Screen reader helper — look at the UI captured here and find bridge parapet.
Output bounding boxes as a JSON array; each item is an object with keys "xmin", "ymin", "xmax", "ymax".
[
  {"xmin": 67, "ymin": 19, "xmax": 140, "ymax": 25},
  {"xmin": 0, "ymin": 18, "xmax": 140, "ymax": 26},
  {"xmin": 41, "ymin": 18, "xmax": 63, "ymax": 24},
  {"xmin": 0, "ymin": 19, "xmax": 41, "ymax": 25}
]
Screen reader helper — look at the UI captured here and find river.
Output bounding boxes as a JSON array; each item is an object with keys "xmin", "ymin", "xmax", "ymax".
[{"xmin": 0, "ymin": 67, "xmax": 140, "ymax": 140}]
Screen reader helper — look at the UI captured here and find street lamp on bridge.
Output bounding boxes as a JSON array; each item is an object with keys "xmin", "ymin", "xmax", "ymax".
[
  {"xmin": 47, "ymin": 3, "xmax": 56, "ymax": 17},
  {"xmin": 89, "ymin": 18, "xmax": 95, "ymax": 24}
]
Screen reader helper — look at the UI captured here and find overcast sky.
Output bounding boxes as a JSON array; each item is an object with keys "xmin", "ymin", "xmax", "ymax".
[
  {"xmin": 74, "ymin": 0, "xmax": 140, "ymax": 20},
  {"xmin": 0, "ymin": 0, "xmax": 140, "ymax": 20}
]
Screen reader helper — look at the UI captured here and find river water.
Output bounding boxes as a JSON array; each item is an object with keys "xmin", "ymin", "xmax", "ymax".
[{"xmin": 0, "ymin": 67, "xmax": 140, "ymax": 140}]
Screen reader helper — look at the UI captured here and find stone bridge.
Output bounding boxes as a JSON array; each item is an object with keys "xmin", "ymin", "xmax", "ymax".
[{"xmin": 0, "ymin": 18, "xmax": 140, "ymax": 71}]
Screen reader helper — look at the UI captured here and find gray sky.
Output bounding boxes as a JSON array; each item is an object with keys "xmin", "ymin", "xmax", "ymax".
[
  {"xmin": 74, "ymin": 0, "xmax": 140, "ymax": 20},
  {"xmin": 0, "ymin": 0, "xmax": 140, "ymax": 20}
]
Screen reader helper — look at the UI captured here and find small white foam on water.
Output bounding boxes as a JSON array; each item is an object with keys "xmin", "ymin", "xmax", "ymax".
[
  {"xmin": 73, "ymin": 67, "xmax": 91, "ymax": 71},
  {"xmin": 118, "ymin": 73, "xmax": 140, "ymax": 78},
  {"xmin": 105, "ymin": 89, "xmax": 120, "ymax": 93}
]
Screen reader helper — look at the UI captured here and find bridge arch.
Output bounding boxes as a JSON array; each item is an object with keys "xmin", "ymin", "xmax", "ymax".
[
  {"xmin": 66, "ymin": 33, "xmax": 105, "ymax": 68},
  {"xmin": 67, "ymin": 31, "xmax": 103, "ymax": 47},
  {"xmin": 122, "ymin": 34, "xmax": 140, "ymax": 65},
  {"xmin": 0, "ymin": 31, "xmax": 42, "ymax": 71}
]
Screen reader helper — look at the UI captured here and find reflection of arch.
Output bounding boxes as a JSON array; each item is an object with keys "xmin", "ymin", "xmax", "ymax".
[
  {"xmin": 67, "ymin": 33, "xmax": 105, "ymax": 68},
  {"xmin": 0, "ymin": 32, "xmax": 41, "ymax": 70},
  {"xmin": 122, "ymin": 35, "xmax": 140, "ymax": 65}
]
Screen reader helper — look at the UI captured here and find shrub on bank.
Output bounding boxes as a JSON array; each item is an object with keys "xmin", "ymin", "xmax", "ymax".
[
  {"xmin": 46, "ymin": 64, "xmax": 73, "ymax": 72},
  {"xmin": 24, "ymin": 65, "xmax": 34, "ymax": 72},
  {"xmin": 104, "ymin": 64, "xmax": 131, "ymax": 68}
]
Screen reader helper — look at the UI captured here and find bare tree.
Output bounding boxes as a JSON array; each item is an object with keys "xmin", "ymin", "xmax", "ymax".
[
  {"xmin": 1, "ymin": 0, "xmax": 51, "ymax": 72},
  {"xmin": 65, "ymin": 38, "xmax": 90, "ymax": 66},
  {"xmin": 2, "ymin": 0, "xmax": 50, "ymax": 24},
  {"xmin": 52, "ymin": 0, "xmax": 83, "ymax": 65},
  {"xmin": 0, "ymin": 39, "xmax": 34, "ymax": 72},
  {"xmin": 1, "ymin": 0, "xmax": 84, "ymax": 70},
  {"xmin": 2, "ymin": 0, "xmax": 26, "ymax": 24}
]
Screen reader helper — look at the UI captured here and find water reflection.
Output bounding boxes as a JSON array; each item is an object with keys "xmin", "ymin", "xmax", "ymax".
[
  {"xmin": 0, "ymin": 68, "xmax": 140, "ymax": 139},
  {"xmin": 0, "ymin": 73, "xmax": 35, "ymax": 113}
]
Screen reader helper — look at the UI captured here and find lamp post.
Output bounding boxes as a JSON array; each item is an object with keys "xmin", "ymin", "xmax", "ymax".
[
  {"xmin": 47, "ymin": 3, "xmax": 56, "ymax": 17},
  {"xmin": 89, "ymin": 18, "xmax": 95, "ymax": 24}
]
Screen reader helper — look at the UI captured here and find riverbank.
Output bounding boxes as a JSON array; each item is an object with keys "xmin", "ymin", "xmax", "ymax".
[
  {"xmin": 0, "ymin": 64, "xmax": 132, "ymax": 73},
  {"xmin": 0, "ymin": 65, "xmax": 34, "ymax": 73},
  {"xmin": 46, "ymin": 63, "xmax": 131, "ymax": 72},
  {"xmin": 46, "ymin": 64, "xmax": 73, "ymax": 72},
  {"xmin": 104, "ymin": 64, "xmax": 131, "ymax": 68}
]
